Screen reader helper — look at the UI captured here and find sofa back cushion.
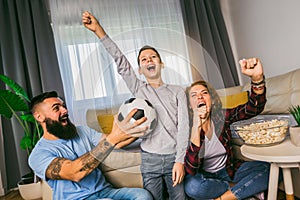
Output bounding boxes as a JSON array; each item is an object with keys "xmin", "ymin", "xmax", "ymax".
[{"xmin": 243, "ymin": 68, "xmax": 300, "ymax": 114}]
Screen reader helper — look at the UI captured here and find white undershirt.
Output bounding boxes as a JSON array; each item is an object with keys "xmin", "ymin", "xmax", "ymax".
[{"xmin": 203, "ymin": 123, "xmax": 227, "ymax": 173}]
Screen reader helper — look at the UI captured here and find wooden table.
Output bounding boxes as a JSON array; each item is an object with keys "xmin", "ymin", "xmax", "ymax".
[{"xmin": 241, "ymin": 136, "xmax": 300, "ymax": 200}]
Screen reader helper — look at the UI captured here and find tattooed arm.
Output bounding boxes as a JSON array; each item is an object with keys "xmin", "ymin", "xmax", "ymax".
[
  {"xmin": 46, "ymin": 138, "xmax": 113, "ymax": 182},
  {"xmin": 45, "ymin": 109, "xmax": 148, "ymax": 182}
]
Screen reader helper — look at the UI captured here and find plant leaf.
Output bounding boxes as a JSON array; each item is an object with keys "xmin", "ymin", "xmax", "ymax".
[
  {"xmin": 20, "ymin": 113, "xmax": 36, "ymax": 123},
  {"xmin": 289, "ymin": 105, "xmax": 300, "ymax": 126},
  {"xmin": 0, "ymin": 74, "xmax": 30, "ymax": 102},
  {"xmin": 0, "ymin": 90, "xmax": 29, "ymax": 118},
  {"xmin": 20, "ymin": 135, "xmax": 33, "ymax": 150}
]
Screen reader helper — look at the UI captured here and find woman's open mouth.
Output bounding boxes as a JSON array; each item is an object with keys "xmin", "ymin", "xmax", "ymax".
[{"xmin": 197, "ymin": 102, "xmax": 206, "ymax": 108}]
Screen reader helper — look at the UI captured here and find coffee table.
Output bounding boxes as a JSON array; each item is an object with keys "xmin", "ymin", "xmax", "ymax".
[{"xmin": 241, "ymin": 136, "xmax": 300, "ymax": 200}]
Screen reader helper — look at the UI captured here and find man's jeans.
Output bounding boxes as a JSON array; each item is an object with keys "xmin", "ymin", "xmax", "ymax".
[
  {"xmin": 85, "ymin": 186, "xmax": 153, "ymax": 200},
  {"xmin": 141, "ymin": 151, "xmax": 186, "ymax": 200},
  {"xmin": 184, "ymin": 161, "xmax": 270, "ymax": 200}
]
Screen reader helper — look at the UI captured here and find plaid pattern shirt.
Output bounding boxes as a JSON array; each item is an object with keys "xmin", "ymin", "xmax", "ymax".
[{"xmin": 184, "ymin": 87, "xmax": 266, "ymax": 178}]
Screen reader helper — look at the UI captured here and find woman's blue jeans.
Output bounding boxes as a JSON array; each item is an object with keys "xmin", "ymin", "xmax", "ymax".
[{"xmin": 184, "ymin": 161, "xmax": 270, "ymax": 200}]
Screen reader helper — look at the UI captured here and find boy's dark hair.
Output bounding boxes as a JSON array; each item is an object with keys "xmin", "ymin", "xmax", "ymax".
[
  {"xmin": 137, "ymin": 45, "xmax": 161, "ymax": 66},
  {"xmin": 30, "ymin": 91, "xmax": 58, "ymax": 112}
]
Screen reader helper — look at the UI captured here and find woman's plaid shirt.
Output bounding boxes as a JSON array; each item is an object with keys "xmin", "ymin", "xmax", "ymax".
[{"xmin": 184, "ymin": 87, "xmax": 267, "ymax": 178}]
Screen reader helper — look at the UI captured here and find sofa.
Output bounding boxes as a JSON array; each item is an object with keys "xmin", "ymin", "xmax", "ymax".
[
  {"xmin": 42, "ymin": 68, "xmax": 300, "ymax": 199},
  {"xmin": 86, "ymin": 68, "xmax": 300, "ymax": 197}
]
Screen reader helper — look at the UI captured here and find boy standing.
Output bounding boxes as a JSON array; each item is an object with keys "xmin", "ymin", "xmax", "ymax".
[{"xmin": 83, "ymin": 11, "xmax": 189, "ymax": 200}]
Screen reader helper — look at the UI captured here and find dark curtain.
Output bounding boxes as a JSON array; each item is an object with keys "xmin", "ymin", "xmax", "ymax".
[
  {"xmin": 0, "ymin": 0, "xmax": 64, "ymax": 190},
  {"xmin": 180, "ymin": 0, "xmax": 239, "ymax": 89}
]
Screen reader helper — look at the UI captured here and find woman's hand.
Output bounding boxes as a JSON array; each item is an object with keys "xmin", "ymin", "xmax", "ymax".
[
  {"xmin": 193, "ymin": 105, "xmax": 209, "ymax": 129},
  {"xmin": 190, "ymin": 105, "xmax": 209, "ymax": 146},
  {"xmin": 239, "ymin": 57, "xmax": 264, "ymax": 82}
]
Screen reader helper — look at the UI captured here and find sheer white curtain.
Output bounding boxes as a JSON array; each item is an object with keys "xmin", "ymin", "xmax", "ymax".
[{"xmin": 49, "ymin": 0, "xmax": 194, "ymax": 125}]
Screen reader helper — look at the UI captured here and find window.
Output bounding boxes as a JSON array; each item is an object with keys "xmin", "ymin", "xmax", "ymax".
[{"xmin": 49, "ymin": 0, "xmax": 193, "ymax": 125}]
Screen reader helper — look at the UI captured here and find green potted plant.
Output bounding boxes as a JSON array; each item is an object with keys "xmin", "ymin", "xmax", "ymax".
[
  {"xmin": 289, "ymin": 105, "xmax": 300, "ymax": 127},
  {"xmin": 288, "ymin": 105, "xmax": 300, "ymax": 146},
  {"xmin": 0, "ymin": 74, "xmax": 43, "ymax": 199}
]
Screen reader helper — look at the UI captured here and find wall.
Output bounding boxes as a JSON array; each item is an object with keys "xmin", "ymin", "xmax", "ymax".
[{"xmin": 221, "ymin": 0, "xmax": 300, "ymax": 84}]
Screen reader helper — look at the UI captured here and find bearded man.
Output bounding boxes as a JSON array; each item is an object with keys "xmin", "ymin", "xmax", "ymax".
[{"xmin": 28, "ymin": 91, "xmax": 152, "ymax": 200}]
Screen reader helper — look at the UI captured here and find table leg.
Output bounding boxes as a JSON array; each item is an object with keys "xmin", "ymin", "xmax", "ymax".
[
  {"xmin": 267, "ymin": 163, "xmax": 279, "ymax": 200},
  {"xmin": 282, "ymin": 168, "xmax": 294, "ymax": 200}
]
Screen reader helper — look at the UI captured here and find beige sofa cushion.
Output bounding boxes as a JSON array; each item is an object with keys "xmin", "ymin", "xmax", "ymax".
[
  {"xmin": 99, "ymin": 141, "xmax": 143, "ymax": 188},
  {"xmin": 100, "ymin": 147, "xmax": 141, "ymax": 172},
  {"xmin": 102, "ymin": 166, "xmax": 143, "ymax": 188},
  {"xmin": 243, "ymin": 68, "xmax": 300, "ymax": 114}
]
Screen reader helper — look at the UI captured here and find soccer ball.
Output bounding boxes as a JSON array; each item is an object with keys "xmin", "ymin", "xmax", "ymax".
[{"xmin": 117, "ymin": 97, "xmax": 157, "ymax": 137}]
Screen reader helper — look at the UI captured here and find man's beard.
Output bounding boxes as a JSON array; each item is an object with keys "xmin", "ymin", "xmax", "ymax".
[{"xmin": 45, "ymin": 115, "xmax": 77, "ymax": 140}]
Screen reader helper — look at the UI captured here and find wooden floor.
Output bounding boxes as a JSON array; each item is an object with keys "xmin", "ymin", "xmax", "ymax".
[
  {"xmin": 0, "ymin": 188, "xmax": 298, "ymax": 200},
  {"xmin": 0, "ymin": 189, "xmax": 23, "ymax": 200}
]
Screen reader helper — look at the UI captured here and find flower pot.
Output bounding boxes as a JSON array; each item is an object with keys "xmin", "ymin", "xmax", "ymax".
[
  {"xmin": 18, "ymin": 180, "xmax": 42, "ymax": 200},
  {"xmin": 289, "ymin": 126, "xmax": 300, "ymax": 146}
]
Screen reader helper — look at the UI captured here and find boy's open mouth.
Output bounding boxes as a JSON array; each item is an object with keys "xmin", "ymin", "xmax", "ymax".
[{"xmin": 147, "ymin": 65, "xmax": 155, "ymax": 71}]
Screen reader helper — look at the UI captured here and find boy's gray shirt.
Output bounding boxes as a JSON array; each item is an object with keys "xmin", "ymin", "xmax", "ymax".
[{"xmin": 101, "ymin": 35, "xmax": 189, "ymax": 163}]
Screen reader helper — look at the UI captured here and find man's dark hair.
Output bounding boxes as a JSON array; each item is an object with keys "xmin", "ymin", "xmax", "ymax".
[
  {"xmin": 137, "ymin": 45, "xmax": 162, "ymax": 66},
  {"xmin": 30, "ymin": 91, "xmax": 58, "ymax": 112}
]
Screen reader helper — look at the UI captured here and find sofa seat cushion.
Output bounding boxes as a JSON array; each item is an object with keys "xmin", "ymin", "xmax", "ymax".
[
  {"xmin": 102, "ymin": 166, "xmax": 143, "ymax": 188},
  {"xmin": 99, "ymin": 140, "xmax": 143, "ymax": 188}
]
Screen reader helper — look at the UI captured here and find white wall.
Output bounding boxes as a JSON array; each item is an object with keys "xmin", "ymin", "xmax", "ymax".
[{"xmin": 221, "ymin": 0, "xmax": 300, "ymax": 84}]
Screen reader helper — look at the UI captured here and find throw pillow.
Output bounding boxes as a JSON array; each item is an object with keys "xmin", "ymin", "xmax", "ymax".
[
  {"xmin": 220, "ymin": 91, "xmax": 248, "ymax": 109},
  {"xmin": 97, "ymin": 114, "xmax": 114, "ymax": 134}
]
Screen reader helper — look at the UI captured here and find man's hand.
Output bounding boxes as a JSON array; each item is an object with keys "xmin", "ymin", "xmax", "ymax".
[
  {"xmin": 172, "ymin": 162, "xmax": 185, "ymax": 187},
  {"xmin": 106, "ymin": 108, "xmax": 148, "ymax": 147}
]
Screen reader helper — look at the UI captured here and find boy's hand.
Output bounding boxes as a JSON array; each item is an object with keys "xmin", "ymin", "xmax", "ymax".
[
  {"xmin": 82, "ymin": 11, "xmax": 106, "ymax": 39},
  {"xmin": 172, "ymin": 162, "xmax": 185, "ymax": 187}
]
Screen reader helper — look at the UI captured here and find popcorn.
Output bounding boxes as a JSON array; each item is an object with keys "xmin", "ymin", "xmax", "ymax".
[{"xmin": 235, "ymin": 119, "xmax": 288, "ymax": 145}]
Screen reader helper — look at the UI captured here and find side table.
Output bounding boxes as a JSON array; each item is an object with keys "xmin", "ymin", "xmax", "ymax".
[{"xmin": 241, "ymin": 136, "xmax": 300, "ymax": 200}]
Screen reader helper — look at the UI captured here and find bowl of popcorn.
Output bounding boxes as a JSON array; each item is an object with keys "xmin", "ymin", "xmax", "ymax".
[{"xmin": 231, "ymin": 115, "xmax": 290, "ymax": 146}]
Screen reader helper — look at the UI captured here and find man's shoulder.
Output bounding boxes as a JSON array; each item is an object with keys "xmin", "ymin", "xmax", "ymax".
[{"xmin": 76, "ymin": 125, "xmax": 92, "ymax": 133}]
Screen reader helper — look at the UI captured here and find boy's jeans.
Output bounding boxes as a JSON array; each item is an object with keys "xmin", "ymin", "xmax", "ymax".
[
  {"xmin": 141, "ymin": 151, "xmax": 186, "ymax": 200},
  {"xmin": 184, "ymin": 161, "xmax": 270, "ymax": 200}
]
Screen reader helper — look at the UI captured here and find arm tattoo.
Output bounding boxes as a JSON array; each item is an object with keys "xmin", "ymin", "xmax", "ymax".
[
  {"xmin": 46, "ymin": 139, "xmax": 115, "ymax": 179},
  {"xmin": 89, "ymin": 138, "xmax": 114, "ymax": 163},
  {"xmin": 80, "ymin": 138, "xmax": 114, "ymax": 172},
  {"xmin": 46, "ymin": 158, "xmax": 67, "ymax": 180}
]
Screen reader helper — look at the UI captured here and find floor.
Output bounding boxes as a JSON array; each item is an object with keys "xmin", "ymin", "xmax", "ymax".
[
  {"xmin": 0, "ymin": 189, "xmax": 23, "ymax": 200},
  {"xmin": 0, "ymin": 189, "xmax": 299, "ymax": 200}
]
